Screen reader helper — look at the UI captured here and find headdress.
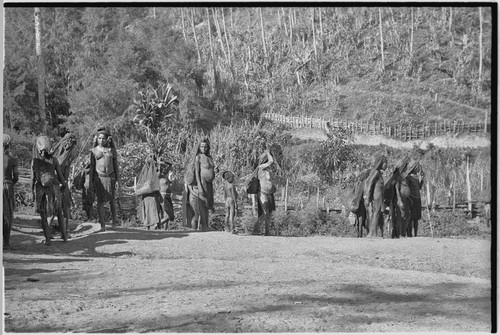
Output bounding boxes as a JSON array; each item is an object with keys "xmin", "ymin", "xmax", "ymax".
[
  {"xmin": 406, "ymin": 159, "xmax": 420, "ymax": 175},
  {"xmin": 93, "ymin": 126, "xmax": 115, "ymax": 149},
  {"xmin": 196, "ymin": 138, "xmax": 211, "ymax": 156},
  {"xmin": 222, "ymin": 170, "xmax": 234, "ymax": 181},
  {"xmin": 3, "ymin": 134, "xmax": 11, "ymax": 147},
  {"xmin": 372, "ymin": 154, "xmax": 387, "ymax": 171},
  {"xmin": 50, "ymin": 133, "xmax": 77, "ymax": 168},
  {"xmin": 394, "ymin": 156, "xmax": 410, "ymax": 175},
  {"xmin": 33, "ymin": 135, "xmax": 52, "ymax": 160},
  {"xmin": 96, "ymin": 127, "xmax": 110, "ymax": 137}
]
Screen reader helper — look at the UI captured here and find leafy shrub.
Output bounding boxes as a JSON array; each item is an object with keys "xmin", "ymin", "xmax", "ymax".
[
  {"xmin": 420, "ymin": 210, "xmax": 480, "ymax": 237},
  {"xmin": 270, "ymin": 203, "xmax": 352, "ymax": 237},
  {"xmin": 238, "ymin": 210, "xmax": 259, "ymax": 235},
  {"xmin": 3, "ymin": 129, "xmax": 38, "ymax": 168}
]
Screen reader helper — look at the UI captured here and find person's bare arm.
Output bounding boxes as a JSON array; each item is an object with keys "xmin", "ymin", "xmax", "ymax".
[
  {"xmin": 232, "ymin": 186, "xmax": 238, "ymax": 211},
  {"xmin": 89, "ymin": 151, "xmax": 95, "ymax": 193},
  {"xmin": 54, "ymin": 159, "xmax": 68, "ymax": 189},
  {"xmin": 12, "ymin": 157, "xmax": 19, "ymax": 185},
  {"xmin": 113, "ymin": 147, "xmax": 120, "ymax": 184},
  {"xmin": 258, "ymin": 151, "xmax": 274, "ymax": 170},
  {"xmin": 195, "ymin": 156, "xmax": 203, "ymax": 195},
  {"xmin": 31, "ymin": 159, "xmax": 36, "ymax": 196}
]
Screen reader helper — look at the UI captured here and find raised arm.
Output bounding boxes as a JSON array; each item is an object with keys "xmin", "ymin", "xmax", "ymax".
[{"xmin": 258, "ymin": 151, "xmax": 274, "ymax": 170}]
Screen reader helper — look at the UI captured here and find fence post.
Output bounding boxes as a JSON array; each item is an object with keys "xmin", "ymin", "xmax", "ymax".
[
  {"xmin": 284, "ymin": 178, "xmax": 289, "ymax": 211},
  {"xmin": 466, "ymin": 155, "xmax": 472, "ymax": 213},
  {"xmin": 316, "ymin": 186, "xmax": 320, "ymax": 209},
  {"xmin": 484, "ymin": 110, "xmax": 488, "ymax": 133}
]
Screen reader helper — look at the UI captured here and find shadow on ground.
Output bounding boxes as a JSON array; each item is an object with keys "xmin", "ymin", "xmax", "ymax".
[{"xmin": 5, "ymin": 215, "xmax": 190, "ymax": 259}]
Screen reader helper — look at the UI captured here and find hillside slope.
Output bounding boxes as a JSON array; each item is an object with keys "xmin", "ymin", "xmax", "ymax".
[{"xmin": 289, "ymin": 128, "xmax": 491, "ymax": 148}]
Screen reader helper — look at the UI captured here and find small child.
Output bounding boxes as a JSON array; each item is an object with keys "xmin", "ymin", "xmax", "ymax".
[
  {"xmin": 159, "ymin": 162, "xmax": 175, "ymax": 230},
  {"xmin": 222, "ymin": 171, "xmax": 238, "ymax": 234}
]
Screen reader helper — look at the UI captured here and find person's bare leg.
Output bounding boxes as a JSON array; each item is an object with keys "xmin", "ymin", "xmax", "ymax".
[
  {"xmin": 110, "ymin": 199, "xmax": 118, "ymax": 227},
  {"xmin": 97, "ymin": 201, "xmax": 106, "ymax": 231}
]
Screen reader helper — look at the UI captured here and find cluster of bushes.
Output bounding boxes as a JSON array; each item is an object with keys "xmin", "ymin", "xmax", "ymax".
[
  {"xmin": 419, "ymin": 210, "xmax": 484, "ymax": 238},
  {"xmin": 237, "ymin": 204, "xmax": 352, "ymax": 237}
]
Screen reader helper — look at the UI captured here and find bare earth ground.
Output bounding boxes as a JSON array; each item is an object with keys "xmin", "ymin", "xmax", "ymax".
[{"xmin": 2, "ymin": 213, "xmax": 492, "ymax": 333}]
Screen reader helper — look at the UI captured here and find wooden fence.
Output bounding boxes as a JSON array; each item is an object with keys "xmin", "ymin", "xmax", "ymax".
[{"xmin": 263, "ymin": 112, "xmax": 491, "ymax": 141}]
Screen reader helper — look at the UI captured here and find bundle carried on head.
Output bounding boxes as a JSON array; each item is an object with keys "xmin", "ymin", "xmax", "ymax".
[
  {"xmin": 3, "ymin": 134, "xmax": 11, "ymax": 147},
  {"xmin": 33, "ymin": 135, "xmax": 52, "ymax": 159}
]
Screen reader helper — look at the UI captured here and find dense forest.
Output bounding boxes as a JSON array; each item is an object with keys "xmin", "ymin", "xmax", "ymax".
[
  {"xmin": 4, "ymin": 6, "xmax": 492, "ymax": 137},
  {"xmin": 3, "ymin": 6, "xmax": 492, "ymax": 215}
]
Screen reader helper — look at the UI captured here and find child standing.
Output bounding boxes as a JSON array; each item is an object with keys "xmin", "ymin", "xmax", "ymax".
[
  {"xmin": 222, "ymin": 171, "xmax": 238, "ymax": 234},
  {"xmin": 159, "ymin": 162, "xmax": 175, "ymax": 230}
]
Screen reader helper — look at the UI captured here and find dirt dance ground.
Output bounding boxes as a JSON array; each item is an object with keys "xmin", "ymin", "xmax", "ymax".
[{"xmin": 3, "ymin": 213, "xmax": 493, "ymax": 333}]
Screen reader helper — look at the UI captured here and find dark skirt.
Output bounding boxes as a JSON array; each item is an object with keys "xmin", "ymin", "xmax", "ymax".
[
  {"xmin": 3, "ymin": 181, "xmax": 15, "ymax": 224},
  {"xmin": 94, "ymin": 175, "xmax": 115, "ymax": 203},
  {"xmin": 142, "ymin": 192, "xmax": 163, "ymax": 227},
  {"xmin": 162, "ymin": 194, "xmax": 175, "ymax": 221}
]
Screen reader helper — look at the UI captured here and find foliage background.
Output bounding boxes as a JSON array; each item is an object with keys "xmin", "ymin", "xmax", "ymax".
[{"xmin": 3, "ymin": 6, "xmax": 492, "ymax": 237}]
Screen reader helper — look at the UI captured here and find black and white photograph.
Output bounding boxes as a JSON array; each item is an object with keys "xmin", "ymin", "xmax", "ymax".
[{"xmin": 2, "ymin": 3, "xmax": 495, "ymax": 333}]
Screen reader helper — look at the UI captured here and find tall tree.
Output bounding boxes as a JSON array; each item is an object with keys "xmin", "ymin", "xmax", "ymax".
[
  {"xmin": 35, "ymin": 7, "xmax": 47, "ymax": 133},
  {"xmin": 478, "ymin": 7, "xmax": 483, "ymax": 84},
  {"xmin": 379, "ymin": 8, "xmax": 385, "ymax": 72},
  {"xmin": 190, "ymin": 8, "xmax": 201, "ymax": 63},
  {"xmin": 259, "ymin": 8, "xmax": 267, "ymax": 58}
]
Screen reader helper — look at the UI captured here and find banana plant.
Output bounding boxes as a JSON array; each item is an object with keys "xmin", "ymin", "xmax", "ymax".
[{"xmin": 132, "ymin": 83, "xmax": 179, "ymax": 158}]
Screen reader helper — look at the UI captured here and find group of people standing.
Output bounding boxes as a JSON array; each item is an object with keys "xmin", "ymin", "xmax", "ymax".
[
  {"xmin": 350, "ymin": 154, "xmax": 425, "ymax": 238},
  {"xmin": 136, "ymin": 138, "xmax": 277, "ymax": 236},
  {"xmin": 181, "ymin": 139, "xmax": 276, "ymax": 236},
  {"xmin": 4, "ymin": 126, "xmax": 425, "ymax": 249}
]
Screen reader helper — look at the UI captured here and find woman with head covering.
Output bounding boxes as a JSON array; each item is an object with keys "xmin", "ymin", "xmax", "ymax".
[
  {"xmin": 89, "ymin": 127, "xmax": 120, "ymax": 232},
  {"xmin": 405, "ymin": 158, "xmax": 425, "ymax": 237},
  {"xmin": 48, "ymin": 133, "xmax": 77, "ymax": 232},
  {"xmin": 363, "ymin": 154, "xmax": 388, "ymax": 237},
  {"xmin": 185, "ymin": 138, "xmax": 215, "ymax": 231},
  {"xmin": 384, "ymin": 156, "xmax": 412, "ymax": 238},
  {"xmin": 256, "ymin": 150, "xmax": 276, "ymax": 236},
  {"xmin": 31, "ymin": 135, "xmax": 68, "ymax": 245},
  {"xmin": 3, "ymin": 135, "xmax": 19, "ymax": 249}
]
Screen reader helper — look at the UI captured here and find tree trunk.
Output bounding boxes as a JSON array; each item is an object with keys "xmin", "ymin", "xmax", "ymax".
[
  {"xmin": 34, "ymin": 7, "xmax": 47, "ymax": 134},
  {"xmin": 211, "ymin": 8, "xmax": 228, "ymax": 63},
  {"xmin": 206, "ymin": 8, "xmax": 214, "ymax": 61},
  {"xmin": 318, "ymin": 8, "xmax": 323, "ymax": 35},
  {"xmin": 221, "ymin": 8, "xmax": 232, "ymax": 73},
  {"xmin": 478, "ymin": 7, "xmax": 483, "ymax": 85},
  {"xmin": 180, "ymin": 8, "xmax": 188, "ymax": 42},
  {"xmin": 230, "ymin": 7, "xmax": 234, "ymax": 30},
  {"xmin": 259, "ymin": 8, "xmax": 267, "ymax": 58},
  {"xmin": 311, "ymin": 8, "xmax": 317, "ymax": 57},
  {"xmin": 281, "ymin": 8, "xmax": 288, "ymax": 37},
  {"xmin": 410, "ymin": 7, "xmax": 414, "ymax": 57},
  {"xmin": 190, "ymin": 9, "xmax": 201, "ymax": 64},
  {"xmin": 449, "ymin": 7, "xmax": 453, "ymax": 32},
  {"xmin": 379, "ymin": 8, "xmax": 385, "ymax": 72}
]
